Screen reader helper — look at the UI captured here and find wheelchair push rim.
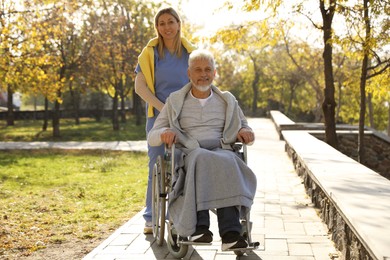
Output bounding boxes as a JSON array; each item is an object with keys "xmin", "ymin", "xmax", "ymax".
[{"xmin": 151, "ymin": 156, "xmax": 166, "ymax": 246}]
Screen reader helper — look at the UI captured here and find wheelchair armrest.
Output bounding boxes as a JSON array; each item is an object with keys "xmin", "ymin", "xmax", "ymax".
[{"xmin": 232, "ymin": 142, "xmax": 247, "ymax": 163}]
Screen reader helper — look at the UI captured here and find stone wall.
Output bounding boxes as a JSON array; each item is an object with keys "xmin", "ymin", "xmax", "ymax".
[
  {"xmin": 270, "ymin": 110, "xmax": 390, "ymax": 260},
  {"xmin": 286, "ymin": 145, "xmax": 373, "ymax": 259}
]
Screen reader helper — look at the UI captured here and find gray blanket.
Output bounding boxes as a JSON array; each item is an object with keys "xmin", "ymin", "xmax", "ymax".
[{"xmin": 168, "ymin": 146, "xmax": 257, "ymax": 237}]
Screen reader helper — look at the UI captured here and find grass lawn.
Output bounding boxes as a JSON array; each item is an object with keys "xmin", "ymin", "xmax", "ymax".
[
  {"xmin": 0, "ymin": 116, "xmax": 146, "ymax": 142},
  {"xmin": 0, "ymin": 143, "xmax": 148, "ymax": 258}
]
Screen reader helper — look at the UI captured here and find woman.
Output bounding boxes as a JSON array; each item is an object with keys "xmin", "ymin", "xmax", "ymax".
[{"xmin": 134, "ymin": 6, "xmax": 196, "ymax": 234}]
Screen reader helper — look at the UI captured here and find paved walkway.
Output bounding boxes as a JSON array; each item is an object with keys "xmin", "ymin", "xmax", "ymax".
[
  {"xmin": 0, "ymin": 118, "xmax": 340, "ymax": 259},
  {"xmin": 79, "ymin": 118, "xmax": 339, "ymax": 260}
]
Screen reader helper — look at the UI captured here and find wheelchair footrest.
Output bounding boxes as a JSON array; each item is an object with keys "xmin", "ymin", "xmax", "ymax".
[
  {"xmin": 175, "ymin": 237, "xmax": 212, "ymax": 246},
  {"xmin": 223, "ymin": 242, "xmax": 260, "ymax": 252},
  {"xmin": 180, "ymin": 241, "xmax": 212, "ymax": 246}
]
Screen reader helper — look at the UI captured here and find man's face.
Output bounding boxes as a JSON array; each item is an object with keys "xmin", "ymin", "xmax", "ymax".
[{"xmin": 188, "ymin": 59, "xmax": 216, "ymax": 91}]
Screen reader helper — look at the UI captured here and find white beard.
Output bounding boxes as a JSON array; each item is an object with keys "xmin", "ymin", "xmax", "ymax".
[{"xmin": 194, "ymin": 84, "xmax": 211, "ymax": 92}]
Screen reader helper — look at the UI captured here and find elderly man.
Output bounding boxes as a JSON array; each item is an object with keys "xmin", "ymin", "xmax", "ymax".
[{"xmin": 147, "ymin": 49, "xmax": 257, "ymax": 250}]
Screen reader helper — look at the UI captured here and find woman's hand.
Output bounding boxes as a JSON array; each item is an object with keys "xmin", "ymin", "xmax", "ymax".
[
  {"xmin": 160, "ymin": 129, "xmax": 177, "ymax": 148},
  {"xmin": 237, "ymin": 127, "xmax": 255, "ymax": 145}
]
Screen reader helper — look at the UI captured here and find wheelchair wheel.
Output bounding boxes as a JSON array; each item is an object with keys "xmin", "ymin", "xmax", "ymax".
[
  {"xmin": 166, "ymin": 222, "xmax": 188, "ymax": 258},
  {"xmin": 152, "ymin": 156, "xmax": 166, "ymax": 246}
]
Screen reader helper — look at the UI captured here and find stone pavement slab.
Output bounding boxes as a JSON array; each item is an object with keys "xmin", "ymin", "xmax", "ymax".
[{"xmin": 78, "ymin": 118, "xmax": 339, "ymax": 259}]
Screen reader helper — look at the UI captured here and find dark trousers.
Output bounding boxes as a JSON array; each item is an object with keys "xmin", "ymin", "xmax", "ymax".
[{"xmin": 197, "ymin": 206, "xmax": 241, "ymax": 237}]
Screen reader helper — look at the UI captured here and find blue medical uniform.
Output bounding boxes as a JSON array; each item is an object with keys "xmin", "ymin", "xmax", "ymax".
[{"xmin": 135, "ymin": 46, "xmax": 190, "ymax": 222}]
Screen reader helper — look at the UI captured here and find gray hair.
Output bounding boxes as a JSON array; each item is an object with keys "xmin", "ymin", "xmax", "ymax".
[{"xmin": 188, "ymin": 49, "xmax": 215, "ymax": 69}]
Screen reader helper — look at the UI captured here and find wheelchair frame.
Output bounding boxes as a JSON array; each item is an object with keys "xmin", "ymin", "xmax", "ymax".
[{"xmin": 151, "ymin": 143, "xmax": 259, "ymax": 258}]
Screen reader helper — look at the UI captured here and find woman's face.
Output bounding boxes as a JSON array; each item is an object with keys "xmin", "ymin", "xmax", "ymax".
[{"xmin": 156, "ymin": 13, "xmax": 180, "ymax": 41}]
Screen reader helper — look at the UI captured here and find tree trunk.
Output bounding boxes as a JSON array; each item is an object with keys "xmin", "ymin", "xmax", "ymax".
[
  {"xmin": 367, "ymin": 93, "xmax": 374, "ymax": 128},
  {"xmin": 52, "ymin": 90, "xmax": 61, "ymax": 138},
  {"xmin": 250, "ymin": 56, "xmax": 260, "ymax": 116},
  {"xmin": 387, "ymin": 104, "xmax": 390, "ymax": 136},
  {"xmin": 112, "ymin": 91, "xmax": 119, "ymax": 131},
  {"xmin": 91, "ymin": 91, "xmax": 104, "ymax": 122},
  {"xmin": 358, "ymin": 66, "xmax": 367, "ymax": 163},
  {"xmin": 33, "ymin": 95, "xmax": 37, "ymax": 120},
  {"xmin": 133, "ymin": 88, "xmax": 143, "ymax": 126},
  {"xmin": 42, "ymin": 97, "xmax": 49, "ymax": 131},
  {"xmin": 320, "ymin": 0, "xmax": 338, "ymax": 148},
  {"xmin": 336, "ymin": 82, "xmax": 342, "ymax": 123},
  {"xmin": 287, "ymin": 81, "xmax": 295, "ymax": 116},
  {"xmin": 251, "ymin": 72, "xmax": 259, "ymax": 115},
  {"xmin": 119, "ymin": 79, "xmax": 126, "ymax": 123},
  {"xmin": 358, "ymin": 0, "xmax": 371, "ymax": 164},
  {"xmin": 6, "ymin": 86, "xmax": 14, "ymax": 126},
  {"xmin": 69, "ymin": 81, "xmax": 80, "ymax": 125}
]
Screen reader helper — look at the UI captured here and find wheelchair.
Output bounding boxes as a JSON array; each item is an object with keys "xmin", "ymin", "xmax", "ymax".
[{"xmin": 151, "ymin": 143, "xmax": 259, "ymax": 258}]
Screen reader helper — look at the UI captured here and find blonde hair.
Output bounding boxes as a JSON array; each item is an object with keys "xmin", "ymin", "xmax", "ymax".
[{"xmin": 154, "ymin": 7, "xmax": 182, "ymax": 58}]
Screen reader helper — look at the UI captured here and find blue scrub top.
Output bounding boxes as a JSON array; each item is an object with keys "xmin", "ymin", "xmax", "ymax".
[{"xmin": 135, "ymin": 46, "xmax": 190, "ymax": 107}]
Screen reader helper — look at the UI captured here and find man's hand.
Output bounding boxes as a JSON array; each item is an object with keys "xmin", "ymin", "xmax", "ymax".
[
  {"xmin": 160, "ymin": 129, "xmax": 177, "ymax": 148},
  {"xmin": 237, "ymin": 127, "xmax": 255, "ymax": 145}
]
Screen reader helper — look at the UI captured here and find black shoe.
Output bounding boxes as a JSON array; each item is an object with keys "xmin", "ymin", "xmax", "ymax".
[
  {"xmin": 221, "ymin": 231, "xmax": 248, "ymax": 251},
  {"xmin": 189, "ymin": 228, "xmax": 213, "ymax": 243}
]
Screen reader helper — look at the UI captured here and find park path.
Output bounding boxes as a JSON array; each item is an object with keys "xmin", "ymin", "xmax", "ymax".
[{"xmin": 80, "ymin": 118, "xmax": 339, "ymax": 260}]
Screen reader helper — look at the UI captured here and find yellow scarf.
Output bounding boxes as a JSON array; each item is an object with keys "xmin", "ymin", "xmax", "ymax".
[{"xmin": 138, "ymin": 37, "xmax": 196, "ymax": 117}]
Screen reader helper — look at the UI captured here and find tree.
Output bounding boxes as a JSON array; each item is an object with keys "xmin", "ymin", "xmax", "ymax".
[
  {"xmin": 269, "ymin": 44, "xmax": 308, "ymax": 118},
  {"xmin": 0, "ymin": 1, "xmax": 28, "ymax": 126},
  {"xmin": 283, "ymin": 34, "xmax": 325, "ymax": 122},
  {"xmin": 358, "ymin": 0, "xmax": 389, "ymax": 160},
  {"xmin": 220, "ymin": 0, "xmax": 339, "ymax": 147},
  {"xmin": 86, "ymin": 0, "xmax": 157, "ymax": 131},
  {"xmin": 338, "ymin": 0, "xmax": 390, "ymax": 160},
  {"xmin": 128, "ymin": 2, "xmax": 157, "ymax": 125},
  {"xmin": 318, "ymin": 0, "xmax": 338, "ymax": 148},
  {"xmin": 15, "ymin": 0, "xmax": 95, "ymax": 137},
  {"xmin": 356, "ymin": 0, "xmax": 371, "ymax": 163},
  {"xmin": 211, "ymin": 20, "xmax": 281, "ymax": 115}
]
